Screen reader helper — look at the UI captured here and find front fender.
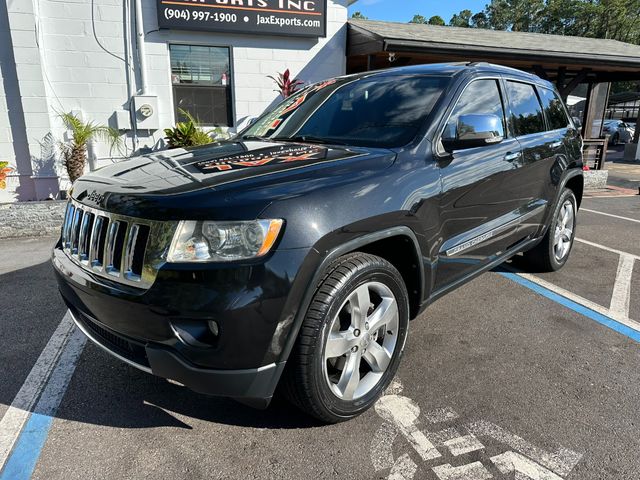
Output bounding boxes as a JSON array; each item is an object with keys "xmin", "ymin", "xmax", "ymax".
[{"xmin": 271, "ymin": 225, "xmax": 424, "ymax": 371}]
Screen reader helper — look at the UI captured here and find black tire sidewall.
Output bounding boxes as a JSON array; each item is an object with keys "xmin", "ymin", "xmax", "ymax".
[
  {"xmin": 546, "ymin": 189, "xmax": 577, "ymax": 270},
  {"xmin": 311, "ymin": 264, "xmax": 409, "ymax": 420}
]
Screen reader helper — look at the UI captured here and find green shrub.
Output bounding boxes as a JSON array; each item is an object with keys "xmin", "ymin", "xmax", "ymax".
[{"xmin": 164, "ymin": 110, "xmax": 227, "ymax": 149}]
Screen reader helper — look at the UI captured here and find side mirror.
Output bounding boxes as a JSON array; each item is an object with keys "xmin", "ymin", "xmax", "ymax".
[{"xmin": 442, "ymin": 114, "xmax": 505, "ymax": 151}]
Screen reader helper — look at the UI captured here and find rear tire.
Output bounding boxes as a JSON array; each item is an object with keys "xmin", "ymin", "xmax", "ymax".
[
  {"xmin": 611, "ymin": 133, "xmax": 619, "ymax": 146},
  {"xmin": 283, "ymin": 252, "xmax": 409, "ymax": 423},
  {"xmin": 521, "ymin": 188, "xmax": 577, "ymax": 272}
]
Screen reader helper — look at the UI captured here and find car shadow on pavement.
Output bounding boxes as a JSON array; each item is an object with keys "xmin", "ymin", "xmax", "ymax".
[
  {"xmin": 57, "ymin": 346, "xmax": 326, "ymax": 430},
  {"xmin": 0, "ymin": 260, "xmax": 69, "ymax": 410}
]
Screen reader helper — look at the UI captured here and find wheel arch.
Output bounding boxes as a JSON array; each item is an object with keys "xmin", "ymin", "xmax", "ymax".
[
  {"xmin": 278, "ymin": 226, "xmax": 424, "ymax": 367},
  {"xmin": 564, "ymin": 173, "xmax": 584, "ymax": 209}
]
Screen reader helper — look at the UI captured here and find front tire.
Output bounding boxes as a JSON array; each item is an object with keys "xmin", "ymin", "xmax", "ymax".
[
  {"xmin": 283, "ymin": 252, "xmax": 409, "ymax": 423},
  {"xmin": 521, "ymin": 188, "xmax": 577, "ymax": 272}
]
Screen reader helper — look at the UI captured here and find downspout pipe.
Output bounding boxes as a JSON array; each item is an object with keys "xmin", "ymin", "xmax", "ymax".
[{"xmin": 134, "ymin": 0, "xmax": 148, "ymax": 95}]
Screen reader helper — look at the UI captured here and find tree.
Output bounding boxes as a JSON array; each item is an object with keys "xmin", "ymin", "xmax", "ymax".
[
  {"xmin": 405, "ymin": 0, "xmax": 640, "ymax": 44},
  {"xmin": 58, "ymin": 112, "xmax": 122, "ymax": 183},
  {"xmin": 449, "ymin": 9, "xmax": 473, "ymax": 28},
  {"xmin": 351, "ymin": 11, "xmax": 367, "ymax": 20},
  {"xmin": 471, "ymin": 12, "xmax": 489, "ymax": 29}
]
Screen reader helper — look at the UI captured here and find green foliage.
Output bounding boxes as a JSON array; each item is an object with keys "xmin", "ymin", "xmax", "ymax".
[
  {"xmin": 471, "ymin": 12, "xmax": 490, "ymax": 29},
  {"xmin": 59, "ymin": 112, "xmax": 122, "ymax": 153},
  {"xmin": 58, "ymin": 112, "xmax": 123, "ymax": 182},
  {"xmin": 410, "ymin": 14, "xmax": 445, "ymax": 25},
  {"xmin": 164, "ymin": 109, "xmax": 227, "ymax": 149},
  {"xmin": 449, "ymin": 9, "xmax": 473, "ymax": 28},
  {"xmin": 351, "ymin": 11, "xmax": 367, "ymax": 20}
]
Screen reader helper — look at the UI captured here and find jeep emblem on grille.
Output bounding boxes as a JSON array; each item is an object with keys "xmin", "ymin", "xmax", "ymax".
[{"xmin": 86, "ymin": 190, "xmax": 105, "ymax": 206}]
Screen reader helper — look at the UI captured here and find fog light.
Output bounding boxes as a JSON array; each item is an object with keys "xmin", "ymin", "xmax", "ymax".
[
  {"xmin": 208, "ymin": 320, "xmax": 219, "ymax": 336},
  {"xmin": 171, "ymin": 319, "xmax": 219, "ymax": 348}
]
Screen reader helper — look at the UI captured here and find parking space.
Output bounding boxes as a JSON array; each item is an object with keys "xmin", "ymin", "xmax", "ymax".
[{"xmin": 1, "ymin": 194, "xmax": 639, "ymax": 480}]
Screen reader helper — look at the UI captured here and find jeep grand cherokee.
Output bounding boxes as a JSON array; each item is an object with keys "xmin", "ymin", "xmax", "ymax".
[{"xmin": 53, "ymin": 63, "xmax": 583, "ymax": 423}]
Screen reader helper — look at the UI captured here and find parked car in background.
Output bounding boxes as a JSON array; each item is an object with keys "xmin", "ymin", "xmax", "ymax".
[
  {"xmin": 602, "ymin": 120, "xmax": 635, "ymax": 145},
  {"xmin": 53, "ymin": 63, "xmax": 584, "ymax": 423}
]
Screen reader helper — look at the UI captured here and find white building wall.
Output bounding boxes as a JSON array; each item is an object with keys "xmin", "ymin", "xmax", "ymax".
[{"xmin": 0, "ymin": 0, "xmax": 348, "ymax": 202}]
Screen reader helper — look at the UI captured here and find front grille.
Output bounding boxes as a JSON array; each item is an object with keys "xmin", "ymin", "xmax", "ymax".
[
  {"xmin": 61, "ymin": 200, "xmax": 174, "ymax": 289},
  {"xmin": 77, "ymin": 311, "xmax": 150, "ymax": 368}
]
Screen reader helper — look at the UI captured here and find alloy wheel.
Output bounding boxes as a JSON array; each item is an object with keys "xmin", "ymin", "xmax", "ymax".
[
  {"xmin": 323, "ymin": 281, "xmax": 399, "ymax": 401},
  {"xmin": 553, "ymin": 199, "xmax": 575, "ymax": 262}
]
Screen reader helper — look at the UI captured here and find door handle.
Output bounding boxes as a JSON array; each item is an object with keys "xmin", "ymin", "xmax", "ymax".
[
  {"xmin": 550, "ymin": 141, "xmax": 563, "ymax": 149},
  {"xmin": 504, "ymin": 151, "xmax": 522, "ymax": 162}
]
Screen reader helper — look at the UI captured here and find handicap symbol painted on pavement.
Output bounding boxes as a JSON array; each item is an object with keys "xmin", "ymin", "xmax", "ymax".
[{"xmin": 370, "ymin": 381, "xmax": 583, "ymax": 479}]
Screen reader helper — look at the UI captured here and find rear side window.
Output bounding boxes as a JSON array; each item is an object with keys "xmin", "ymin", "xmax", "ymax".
[
  {"xmin": 538, "ymin": 88, "xmax": 571, "ymax": 130},
  {"xmin": 444, "ymin": 79, "xmax": 506, "ymax": 140},
  {"xmin": 506, "ymin": 81, "xmax": 545, "ymax": 136}
]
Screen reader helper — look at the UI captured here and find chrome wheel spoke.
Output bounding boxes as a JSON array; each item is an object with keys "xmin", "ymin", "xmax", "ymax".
[
  {"xmin": 367, "ymin": 297, "xmax": 397, "ymax": 333},
  {"xmin": 363, "ymin": 342, "xmax": 392, "ymax": 373},
  {"xmin": 325, "ymin": 332, "xmax": 354, "ymax": 358},
  {"xmin": 349, "ymin": 284, "xmax": 371, "ymax": 329},
  {"xmin": 337, "ymin": 351, "xmax": 362, "ymax": 400}
]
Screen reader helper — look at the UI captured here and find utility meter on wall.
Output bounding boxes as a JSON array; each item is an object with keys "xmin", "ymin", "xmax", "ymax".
[{"xmin": 132, "ymin": 95, "xmax": 159, "ymax": 130}]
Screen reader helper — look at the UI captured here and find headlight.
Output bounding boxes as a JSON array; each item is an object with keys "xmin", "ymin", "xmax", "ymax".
[{"xmin": 167, "ymin": 219, "xmax": 284, "ymax": 263}]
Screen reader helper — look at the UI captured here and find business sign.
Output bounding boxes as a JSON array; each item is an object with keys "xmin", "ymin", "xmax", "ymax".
[{"xmin": 156, "ymin": 0, "xmax": 326, "ymax": 38}]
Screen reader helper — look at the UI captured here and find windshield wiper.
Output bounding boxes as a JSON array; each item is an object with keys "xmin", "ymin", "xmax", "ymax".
[
  {"xmin": 240, "ymin": 135, "xmax": 270, "ymax": 141},
  {"xmin": 278, "ymin": 135, "xmax": 350, "ymax": 146}
]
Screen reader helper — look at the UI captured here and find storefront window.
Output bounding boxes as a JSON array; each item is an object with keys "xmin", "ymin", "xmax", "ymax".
[{"xmin": 170, "ymin": 45, "xmax": 233, "ymax": 126}]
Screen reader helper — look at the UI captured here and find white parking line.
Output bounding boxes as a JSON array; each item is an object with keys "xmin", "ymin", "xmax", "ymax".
[
  {"xmin": 511, "ymin": 270, "xmax": 640, "ymax": 332},
  {"xmin": 0, "ymin": 312, "xmax": 85, "ymax": 473},
  {"xmin": 580, "ymin": 208, "xmax": 640, "ymax": 225},
  {"xmin": 576, "ymin": 238, "xmax": 640, "ymax": 261},
  {"xmin": 610, "ymin": 255, "xmax": 635, "ymax": 319},
  {"xmin": 491, "ymin": 451, "xmax": 563, "ymax": 480}
]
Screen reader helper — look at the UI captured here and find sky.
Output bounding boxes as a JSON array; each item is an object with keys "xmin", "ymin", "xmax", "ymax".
[{"xmin": 347, "ymin": 0, "xmax": 487, "ymax": 24}]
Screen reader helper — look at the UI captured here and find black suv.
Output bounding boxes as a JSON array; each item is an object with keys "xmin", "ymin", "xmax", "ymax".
[{"xmin": 53, "ymin": 63, "xmax": 583, "ymax": 423}]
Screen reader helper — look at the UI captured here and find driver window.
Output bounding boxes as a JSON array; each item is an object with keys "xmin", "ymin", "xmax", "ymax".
[{"xmin": 444, "ymin": 79, "xmax": 506, "ymax": 140}]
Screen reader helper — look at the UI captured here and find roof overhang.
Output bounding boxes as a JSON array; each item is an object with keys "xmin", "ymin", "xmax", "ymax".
[{"xmin": 347, "ymin": 20, "xmax": 640, "ymax": 83}]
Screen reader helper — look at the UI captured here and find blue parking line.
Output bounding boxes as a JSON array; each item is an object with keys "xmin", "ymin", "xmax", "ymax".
[
  {"xmin": 0, "ymin": 414, "xmax": 54, "ymax": 480},
  {"xmin": 499, "ymin": 271, "xmax": 640, "ymax": 343},
  {"xmin": 0, "ymin": 326, "xmax": 86, "ymax": 480}
]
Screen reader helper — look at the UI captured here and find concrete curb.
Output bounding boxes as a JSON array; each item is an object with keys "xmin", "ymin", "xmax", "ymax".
[
  {"xmin": 0, "ymin": 201, "xmax": 66, "ymax": 239},
  {"xmin": 583, "ymin": 170, "xmax": 609, "ymax": 190}
]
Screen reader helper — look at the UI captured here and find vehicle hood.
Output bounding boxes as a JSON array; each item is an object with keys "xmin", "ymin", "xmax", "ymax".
[{"xmin": 71, "ymin": 140, "xmax": 397, "ymax": 221}]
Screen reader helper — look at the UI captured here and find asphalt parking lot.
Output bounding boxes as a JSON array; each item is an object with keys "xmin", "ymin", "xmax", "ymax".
[{"xmin": 1, "ymin": 193, "xmax": 639, "ymax": 480}]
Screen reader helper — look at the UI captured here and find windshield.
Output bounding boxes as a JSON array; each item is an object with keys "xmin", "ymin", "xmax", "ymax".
[{"xmin": 240, "ymin": 75, "xmax": 450, "ymax": 148}]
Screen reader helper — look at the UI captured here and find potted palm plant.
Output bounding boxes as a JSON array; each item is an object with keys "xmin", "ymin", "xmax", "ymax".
[{"xmin": 59, "ymin": 112, "xmax": 122, "ymax": 183}]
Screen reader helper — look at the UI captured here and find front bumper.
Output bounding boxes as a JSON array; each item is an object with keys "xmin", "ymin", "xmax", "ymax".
[
  {"xmin": 68, "ymin": 307, "xmax": 284, "ymax": 407},
  {"xmin": 53, "ymin": 242, "xmax": 311, "ymax": 404}
]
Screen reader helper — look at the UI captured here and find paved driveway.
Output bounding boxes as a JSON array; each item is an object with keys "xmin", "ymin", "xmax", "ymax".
[{"xmin": 1, "ymin": 194, "xmax": 639, "ymax": 480}]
